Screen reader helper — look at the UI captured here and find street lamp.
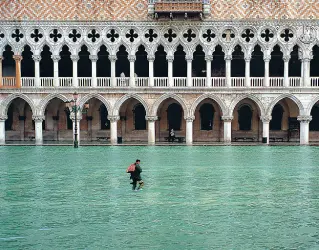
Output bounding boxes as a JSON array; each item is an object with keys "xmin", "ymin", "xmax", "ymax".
[{"xmin": 65, "ymin": 92, "xmax": 89, "ymax": 148}]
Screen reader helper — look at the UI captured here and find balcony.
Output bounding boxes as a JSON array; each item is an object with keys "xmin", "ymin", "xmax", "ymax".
[
  {"xmin": 0, "ymin": 77, "xmax": 316, "ymax": 90},
  {"xmin": 148, "ymin": 0, "xmax": 210, "ymax": 19}
]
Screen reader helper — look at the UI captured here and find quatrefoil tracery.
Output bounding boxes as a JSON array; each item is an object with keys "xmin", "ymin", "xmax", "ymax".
[
  {"xmin": 222, "ymin": 29, "xmax": 235, "ymax": 42},
  {"xmin": 241, "ymin": 29, "xmax": 254, "ymax": 43},
  {"xmin": 202, "ymin": 29, "xmax": 216, "ymax": 42},
  {"xmin": 280, "ymin": 29, "xmax": 294, "ymax": 42},
  {"xmin": 126, "ymin": 29, "xmax": 138, "ymax": 43},
  {"xmin": 164, "ymin": 29, "xmax": 177, "ymax": 43},
  {"xmin": 106, "ymin": 29, "xmax": 119, "ymax": 43},
  {"xmin": 88, "ymin": 29, "xmax": 100, "ymax": 43},
  {"xmin": 145, "ymin": 29, "xmax": 158, "ymax": 43},
  {"xmin": 49, "ymin": 29, "xmax": 62, "ymax": 43},
  {"xmin": 260, "ymin": 29, "xmax": 274, "ymax": 43},
  {"xmin": 183, "ymin": 29, "xmax": 196, "ymax": 42},
  {"xmin": 12, "ymin": 29, "xmax": 24, "ymax": 42},
  {"xmin": 69, "ymin": 29, "xmax": 81, "ymax": 43},
  {"xmin": 30, "ymin": 29, "xmax": 43, "ymax": 43}
]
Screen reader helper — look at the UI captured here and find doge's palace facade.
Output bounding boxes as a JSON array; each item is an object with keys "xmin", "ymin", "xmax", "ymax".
[{"xmin": 1, "ymin": 0, "xmax": 319, "ymax": 145}]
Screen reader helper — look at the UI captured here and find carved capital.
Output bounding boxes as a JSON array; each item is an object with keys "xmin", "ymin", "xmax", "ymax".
[
  {"xmin": 260, "ymin": 115, "xmax": 272, "ymax": 123},
  {"xmin": 108, "ymin": 55, "xmax": 117, "ymax": 62},
  {"xmin": 51, "ymin": 55, "xmax": 61, "ymax": 62},
  {"xmin": 13, "ymin": 55, "xmax": 23, "ymax": 62},
  {"xmin": 283, "ymin": 55, "xmax": 291, "ymax": 62},
  {"xmin": 32, "ymin": 55, "xmax": 41, "ymax": 62},
  {"xmin": 222, "ymin": 115, "xmax": 233, "ymax": 122},
  {"xmin": 70, "ymin": 55, "xmax": 80, "ymax": 62},
  {"xmin": 205, "ymin": 55, "xmax": 213, "ymax": 61},
  {"xmin": 108, "ymin": 115, "xmax": 120, "ymax": 122},
  {"xmin": 185, "ymin": 55, "xmax": 193, "ymax": 61},
  {"xmin": 146, "ymin": 116, "xmax": 158, "ymax": 122},
  {"xmin": 244, "ymin": 55, "xmax": 251, "ymax": 62},
  {"xmin": 0, "ymin": 115, "xmax": 8, "ymax": 121},
  {"xmin": 0, "ymin": 56, "xmax": 3, "ymax": 62},
  {"xmin": 89, "ymin": 55, "xmax": 98, "ymax": 62},
  {"xmin": 128, "ymin": 55, "xmax": 136, "ymax": 62},
  {"xmin": 147, "ymin": 55, "xmax": 155, "ymax": 62},
  {"xmin": 184, "ymin": 116, "xmax": 195, "ymax": 122},
  {"xmin": 70, "ymin": 113, "xmax": 82, "ymax": 121},
  {"xmin": 166, "ymin": 55, "xmax": 174, "ymax": 62},
  {"xmin": 297, "ymin": 115, "xmax": 312, "ymax": 123},
  {"xmin": 32, "ymin": 115, "xmax": 45, "ymax": 122},
  {"xmin": 224, "ymin": 55, "xmax": 232, "ymax": 61}
]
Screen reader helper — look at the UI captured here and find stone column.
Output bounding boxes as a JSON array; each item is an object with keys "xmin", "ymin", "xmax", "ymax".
[
  {"xmin": 33, "ymin": 115, "xmax": 45, "ymax": 145},
  {"xmin": 0, "ymin": 115, "xmax": 7, "ymax": 145},
  {"xmin": 222, "ymin": 116, "xmax": 233, "ymax": 144},
  {"xmin": 89, "ymin": 55, "xmax": 98, "ymax": 88},
  {"xmin": 109, "ymin": 55, "xmax": 117, "ymax": 87},
  {"xmin": 205, "ymin": 55, "xmax": 212, "ymax": 88},
  {"xmin": 167, "ymin": 55, "xmax": 174, "ymax": 87},
  {"xmin": 128, "ymin": 55, "xmax": 136, "ymax": 87},
  {"xmin": 264, "ymin": 54, "xmax": 271, "ymax": 87},
  {"xmin": 301, "ymin": 60, "xmax": 304, "ymax": 85},
  {"xmin": 108, "ymin": 115, "xmax": 120, "ymax": 145},
  {"xmin": 13, "ymin": 55, "xmax": 22, "ymax": 88},
  {"xmin": 52, "ymin": 55, "xmax": 60, "ymax": 87},
  {"xmin": 71, "ymin": 55, "xmax": 79, "ymax": 87},
  {"xmin": 298, "ymin": 115, "xmax": 312, "ymax": 145},
  {"xmin": 32, "ymin": 55, "xmax": 41, "ymax": 88},
  {"xmin": 303, "ymin": 59, "xmax": 311, "ymax": 87},
  {"xmin": 185, "ymin": 116, "xmax": 195, "ymax": 145},
  {"xmin": 71, "ymin": 113, "xmax": 82, "ymax": 145},
  {"xmin": 146, "ymin": 116, "xmax": 157, "ymax": 145},
  {"xmin": 147, "ymin": 55, "xmax": 155, "ymax": 87},
  {"xmin": 19, "ymin": 115, "xmax": 25, "ymax": 141},
  {"xmin": 186, "ymin": 55, "xmax": 193, "ymax": 87},
  {"xmin": 0, "ymin": 56, "xmax": 3, "ymax": 88},
  {"xmin": 261, "ymin": 116, "xmax": 272, "ymax": 144},
  {"xmin": 225, "ymin": 55, "xmax": 232, "ymax": 87},
  {"xmin": 283, "ymin": 55, "xmax": 290, "ymax": 87},
  {"xmin": 245, "ymin": 56, "xmax": 251, "ymax": 87}
]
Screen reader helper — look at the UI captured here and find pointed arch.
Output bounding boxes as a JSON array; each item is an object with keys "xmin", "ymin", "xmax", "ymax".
[
  {"xmin": 38, "ymin": 93, "xmax": 69, "ymax": 116},
  {"xmin": 151, "ymin": 93, "xmax": 188, "ymax": 117},
  {"xmin": 267, "ymin": 94, "xmax": 304, "ymax": 116},
  {"xmin": 112, "ymin": 94, "xmax": 149, "ymax": 117},
  {"xmin": 0, "ymin": 93, "xmax": 36, "ymax": 116},
  {"xmin": 189, "ymin": 94, "xmax": 227, "ymax": 117},
  {"xmin": 306, "ymin": 96, "xmax": 319, "ymax": 116},
  {"xmin": 229, "ymin": 94, "xmax": 265, "ymax": 117},
  {"xmin": 78, "ymin": 93, "xmax": 112, "ymax": 112}
]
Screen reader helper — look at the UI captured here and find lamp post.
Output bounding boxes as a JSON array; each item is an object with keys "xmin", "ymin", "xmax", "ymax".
[{"xmin": 65, "ymin": 92, "xmax": 89, "ymax": 148}]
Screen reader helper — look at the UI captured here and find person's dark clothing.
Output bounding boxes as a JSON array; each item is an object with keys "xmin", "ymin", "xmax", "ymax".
[{"xmin": 131, "ymin": 163, "xmax": 142, "ymax": 190}]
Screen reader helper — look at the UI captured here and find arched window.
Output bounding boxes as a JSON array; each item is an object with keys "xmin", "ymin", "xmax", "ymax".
[
  {"xmin": 238, "ymin": 105, "xmax": 252, "ymax": 131},
  {"xmin": 64, "ymin": 110, "xmax": 73, "ymax": 130},
  {"xmin": 100, "ymin": 104, "xmax": 109, "ymax": 130},
  {"xmin": 133, "ymin": 104, "xmax": 146, "ymax": 130},
  {"xmin": 310, "ymin": 105, "xmax": 319, "ymax": 131},
  {"xmin": 270, "ymin": 104, "xmax": 284, "ymax": 130},
  {"xmin": 167, "ymin": 103, "xmax": 182, "ymax": 130},
  {"xmin": 5, "ymin": 105, "xmax": 14, "ymax": 131},
  {"xmin": 200, "ymin": 103, "xmax": 214, "ymax": 130}
]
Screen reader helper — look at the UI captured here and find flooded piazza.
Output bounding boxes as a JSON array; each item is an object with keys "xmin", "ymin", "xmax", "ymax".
[{"xmin": 0, "ymin": 146, "xmax": 318, "ymax": 249}]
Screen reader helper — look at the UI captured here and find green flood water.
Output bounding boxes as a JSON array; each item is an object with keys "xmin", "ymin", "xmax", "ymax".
[{"xmin": 0, "ymin": 146, "xmax": 319, "ymax": 250}]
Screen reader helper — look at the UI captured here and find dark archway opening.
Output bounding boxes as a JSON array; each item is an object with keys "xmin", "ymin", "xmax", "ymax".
[
  {"xmin": 289, "ymin": 45, "xmax": 301, "ymax": 77},
  {"xmin": 78, "ymin": 45, "xmax": 91, "ymax": 77},
  {"xmin": 311, "ymin": 45, "xmax": 319, "ymax": 77},
  {"xmin": 100, "ymin": 104, "xmax": 110, "ymax": 130},
  {"xmin": 192, "ymin": 45, "xmax": 205, "ymax": 77},
  {"xmin": 134, "ymin": 104, "xmax": 146, "ymax": 130},
  {"xmin": 251, "ymin": 45, "xmax": 264, "ymax": 77},
  {"xmin": 154, "ymin": 45, "xmax": 167, "ymax": 77},
  {"xmin": 5, "ymin": 105, "xmax": 13, "ymax": 131},
  {"xmin": 2, "ymin": 45, "xmax": 15, "ymax": 77},
  {"xmin": 270, "ymin": 45, "xmax": 284, "ymax": 77},
  {"xmin": 40, "ymin": 45, "xmax": 53, "ymax": 77},
  {"xmin": 238, "ymin": 105, "xmax": 252, "ymax": 131},
  {"xmin": 231, "ymin": 45, "xmax": 245, "ymax": 77},
  {"xmin": 310, "ymin": 105, "xmax": 319, "ymax": 131},
  {"xmin": 167, "ymin": 103, "xmax": 182, "ymax": 130},
  {"xmin": 200, "ymin": 103, "xmax": 215, "ymax": 130},
  {"xmin": 116, "ymin": 45, "xmax": 129, "ymax": 77},
  {"xmin": 59, "ymin": 45, "xmax": 72, "ymax": 77},
  {"xmin": 135, "ymin": 45, "xmax": 148, "ymax": 77},
  {"xmin": 64, "ymin": 109, "xmax": 73, "ymax": 130},
  {"xmin": 173, "ymin": 45, "xmax": 186, "ymax": 77},
  {"xmin": 212, "ymin": 45, "xmax": 225, "ymax": 76},
  {"xmin": 97, "ymin": 45, "xmax": 110, "ymax": 77},
  {"xmin": 270, "ymin": 104, "xmax": 284, "ymax": 130},
  {"xmin": 21, "ymin": 45, "xmax": 34, "ymax": 77}
]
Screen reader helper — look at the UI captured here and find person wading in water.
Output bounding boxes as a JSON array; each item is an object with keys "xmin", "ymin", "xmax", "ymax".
[{"xmin": 127, "ymin": 159, "xmax": 144, "ymax": 191}]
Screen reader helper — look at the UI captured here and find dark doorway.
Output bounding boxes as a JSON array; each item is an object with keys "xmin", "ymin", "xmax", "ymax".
[
  {"xmin": 40, "ymin": 45, "xmax": 53, "ymax": 77},
  {"xmin": 97, "ymin": 45, "xmax": 110, "ymax": 77},
  {"xmin": 173, "ymin": 45, "xmax": 186, "ymax": 77},
  {"xmin": 64, "ymin": 110, "xmax": 73, "ymax": 130},
  {"xmin": 78, "ymin": 45, "xmax": 91, "ymax": 77},
  {"xmin": 251, "ymin": 45, "xmax": 264, "ymax": 77},
  {"xmin": 116, "ymin": 45, "xmax": 129, "ymax": 77},
  {"xmin": 21, "ymin": 45, "xmax": 34, "ymax": 77},
  {"xmin": 59, "ymin": 45, "xmax": 72, "ymax": 77},
  {"xmin": 212, "ymin": 45, "xmax": 225, "ymax": 76},
  {"xmin": 193, "ymin": 45, "xmax": 205, "ymax": 77},
  {"xmin": 270, "ymin": 45, "xmax": 284, "ymax": 77},
  {"xmin": 200, "ymin": 103, "xmax": 214, "ymax": 130},
  {"xmin": 238, "ymin": 105, "xmax": 252, "ymax": 131},
  {"xmin": 289, "ymin": 45, "xmax": 301, "ymax": 77},
  {"xmin": 5, "ymin": 105, "xmax": 14, "ymax": 131},
  {"xmin": 270, "ymin": 104, "xmax": 284, "ymax": 130},
  {"xmin": 311, "ymin": 45, "xmax": 319, "ymax": 77},
  {"xmin": 2, "ymin": 45, "xmax": 15, "ymax": 77},
  {"xmin": 134, "ymin": 104, "xmax": 146, "ymax": 130},
  {"xmin": 231, "ymin": 45, "xmax": 245, "ymax": 77},
  {"xmin": 167, "ymin": 103, "xmax": 182, "ymax": 130},
  {"xmin": 100, "ymin": 104, "xmax": 109, "ymax": 130},
  {"xmin": 135, "ymin": 45, "xmax": 148, "ymax": 77},
  {"xmin": 154, "ymin": 45, "xmax": 167, "ymax": 77},
  {"xmin": 310, "ymin": 105, "xmax": 319, "ymax": 131}
]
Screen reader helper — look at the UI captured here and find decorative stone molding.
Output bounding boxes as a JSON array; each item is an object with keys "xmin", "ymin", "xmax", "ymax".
[
  {"xmin": 108, "ymin": 55, "xmax": 117, "ymax": 62},
  {"xmin": 128, "ymin": 55, "xmax": 136, "ymax": 62},
  {"xmin": 108, "ymin": 115, "xmax": 120, "ymax": 122},
  {"xmin": 260, "ymin": 115, "xmax": 272, "ymax": 123},
  {"xmin": 224, "ymin": 55, "xmax": 232, "ymax": 61},
  {"xmin": 70, "ymin": 55, "xmax": 80, "ymax": 62},
  {"xmin": 51, "ymin": 55, "xmax": 61, "ymax": 62},
  {"xmin": 147, "ymin": 55, "xmax": 155, "ymax": 61},
  {"xmin": 283, "ymin": 55, "xmax": 291, "ymax": 62},
  {"xmin": 205, "ymin": 55, "xmax": 213, "ymax": 61},
  {"xmin": 32, "ymin": 55, "xmax": 41, "ymax": 62},
  {"xmin": 32, "ymin": 115, "xmax": 45, "ymax": 122},
  {"xmin": 145, "ymin": 116, "xmax": 158, "ymax": 122},
  {"xmin": 222, "ymin": 115, "xmax": 233, "ymax": 122},
  {"xmin": 89, "ymin": 55, "xmax": 98, "ymax": 62},
  {"xmin": 166, "ymin": 55, "xmax": 174, "ymax": 62},
  {"xmin": 13, "ymin": 55, "xmax": 23, "ymax": 61},
  {"xmin": 297, "ymin": 115, "xmax": 312, "ymax": 123},
  {"xmin": 0, "ymin": 115, "xmax": 8, "ymax": 121},
  {"xmin": 185, "ymin": 55, "xmax": 193, "ymax": 61},
  {"xmin": 184, "ymin": 116, "xmax": 195, "ymax": 122}
]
